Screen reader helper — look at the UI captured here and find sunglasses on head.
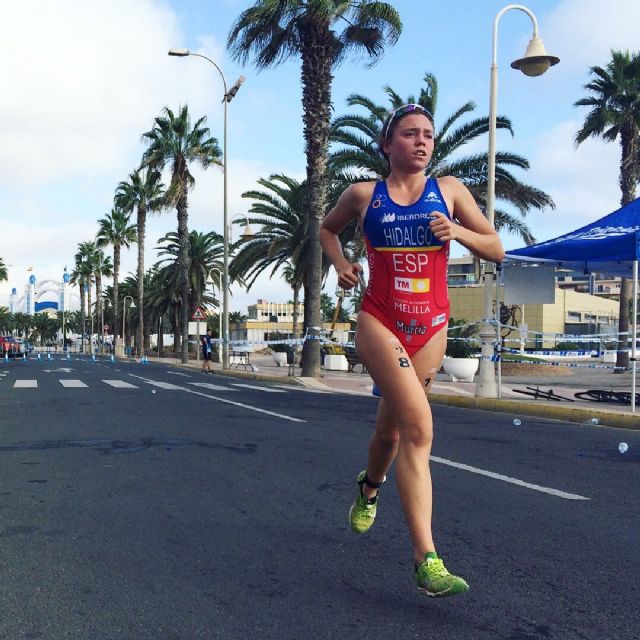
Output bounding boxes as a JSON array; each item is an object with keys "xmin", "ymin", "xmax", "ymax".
[{"xmin": 382, "ymin": 104, "xmax": 433, "ymax": 139}]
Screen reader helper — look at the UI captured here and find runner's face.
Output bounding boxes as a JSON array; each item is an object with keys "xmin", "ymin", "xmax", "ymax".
[{"xmin": 384, "ymin": 113, "xmax": 434, "ymax": 171}]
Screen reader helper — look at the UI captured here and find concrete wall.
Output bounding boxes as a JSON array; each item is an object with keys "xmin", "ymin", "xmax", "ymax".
[{"xmin": 449, "ymin": 285, "xmax": 618, "ymax": 348}]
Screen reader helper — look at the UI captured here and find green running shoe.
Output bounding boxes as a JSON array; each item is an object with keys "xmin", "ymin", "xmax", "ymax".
[
  {"xmin": 348, "ymin": 470, "xmax": 380, "ymax": 534},
  {"xmin": 416, "ymin": 554, "xmax": 470, "ymax": 597}
]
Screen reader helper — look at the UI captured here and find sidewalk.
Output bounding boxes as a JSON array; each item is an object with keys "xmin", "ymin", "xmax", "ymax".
[{"xmin": 143, "ymin": 352, "xmax": 640, "ymax": 430}]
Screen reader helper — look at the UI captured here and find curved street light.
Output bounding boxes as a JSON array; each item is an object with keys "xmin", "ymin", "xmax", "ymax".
[
  {"xmin": 228, "ymin": 214, "xmax": 255, "ymax": 242},
  {"xmin": 168, "ymin": 47, "xmax": 245, "ymax": 370},
  {"xmin": 475, "ymin": 4, "xmax": 559, "ymax": 399}
]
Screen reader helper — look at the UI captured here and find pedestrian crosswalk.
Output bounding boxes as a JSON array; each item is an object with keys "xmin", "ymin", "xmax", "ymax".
[
  {"xmin": 13, "ymin": 380, "xmax": 38, "ymax": 388},
  {"xmin": 59, "ymin": 379, "xmax": 88, "ymax": 388},
  {"xmin": 7, "ymin": 377, "xmax": 329, "ymax": 394},
  {"xmin": 103, "ymin": 380, "xmax": 138, "ymax": 389}
]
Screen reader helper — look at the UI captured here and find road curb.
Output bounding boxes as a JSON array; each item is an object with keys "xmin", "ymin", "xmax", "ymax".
[
  {"xmin": 156, "ymin": 361, "xmax": 303, "ymax": 386},
  {"xmin": 428, "ymin": 393, "xmax": 640, "ymax": 430}
]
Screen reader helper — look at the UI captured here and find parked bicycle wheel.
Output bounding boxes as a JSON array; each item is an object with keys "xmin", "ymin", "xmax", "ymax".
[
  {"xmin": 612, "ymin": 391, "xmax": 640, "ymax": 405},
  {"xmin": 574, "ymin": 389, "xmax": 618, "ymax": 403}
]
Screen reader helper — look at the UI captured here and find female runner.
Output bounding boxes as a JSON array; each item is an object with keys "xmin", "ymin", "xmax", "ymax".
[{"xmin": 320, "ymin": 103, "xmax": 504, "ymax": 597}]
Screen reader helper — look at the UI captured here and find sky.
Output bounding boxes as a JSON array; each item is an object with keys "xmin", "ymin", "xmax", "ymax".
[{"xmin": 1, "ymin": 0, "xmax": 639, "ymax": 314}]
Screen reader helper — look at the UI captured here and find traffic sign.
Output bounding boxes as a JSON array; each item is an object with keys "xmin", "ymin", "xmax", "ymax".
[{"xmin": 192, "ymin": 307, "xmax": 206, "ymax": 320}]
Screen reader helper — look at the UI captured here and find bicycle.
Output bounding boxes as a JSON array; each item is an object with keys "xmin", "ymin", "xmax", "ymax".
[
  {"xmin": 511, "ymin": 386, "xmax": 575, "ymax": 402},
  {"xmin": 574, "ymin": 389, "xmax": 640, "ymax": 405}
]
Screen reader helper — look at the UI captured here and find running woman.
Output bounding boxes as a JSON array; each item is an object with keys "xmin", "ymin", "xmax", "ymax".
[{"xmin": 320, "ymin": 103, "xmax": 504, "ymax": 597}]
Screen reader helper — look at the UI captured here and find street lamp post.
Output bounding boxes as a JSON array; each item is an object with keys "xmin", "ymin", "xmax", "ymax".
[
  {"xmin": 475, "ymin": 4, "xmax": 559, "ymax": 398},
  {"xmin": 122, "ymin": 295, "xmax": 135, "ymax": 356},
  {"xmin": 90, "ymin": 278, "xmax": 95, "ymax": 356},
  {"xmin": 207, "ymin": 268, "xmax": 223, "ymax": 354},
  {"xmin": 224, "ymin": 215, "xmax": 255, "ymax": 350},
  {"xmin": 82, "ymin": 283, "xmax": 88, "ymax": 354},
  {"xmin": 99, "ymin": 253, "xmax": 105, "ymax": 356},
  {"xmin": 168, "ymin": 48, "xmax": 245, "ymax": 370}
]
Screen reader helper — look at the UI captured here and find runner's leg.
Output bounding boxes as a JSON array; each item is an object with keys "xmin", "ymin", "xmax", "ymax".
[
  {"xmin": 359, "ymin": 400, "xmax": 399, "ymax": 499},
  {"xmin": 356, "ymin": 311, "xmax": 446, "ymax": 562}
]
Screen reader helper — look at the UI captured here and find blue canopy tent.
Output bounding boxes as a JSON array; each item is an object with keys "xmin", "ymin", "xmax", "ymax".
[{"xmin": 504, "ymin": 197, "xmax": 640, "ymax": 412}]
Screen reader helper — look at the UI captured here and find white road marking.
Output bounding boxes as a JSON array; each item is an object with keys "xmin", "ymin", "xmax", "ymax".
[
  {"xmin": 128, "ymin": 374, "xmax": 305, "ymax": 423},
  {"xmin": 143, "ymin": 380, "xmax": 184, "ymax": 390},
  {"xmin": 190, "ymin": 382, "xmax": 235, "ymax": 391},
  {"xmin": 14, "ymin": 380, "xmax": 37, "ymax": 388},
  {"xmin": 167, "ymin": 371, "xmax": 191, "ymax": 377},
  {"xmin": 231, "ymin": 383, "xmax": 286, "ymax": 393},
  {"xmin": 430, "ymin": 456, "xmax": 589, "ymax": 501},
  {"xmin": 59, "ymin": 379, "xmax": 88, "ymax": 388},
  {"xmin": 42, "ymin": 368, "xmax": 75, "ymax": 373},
  {"xmin": 103, "ymin": 380, "xmax": 138, "ymax": 389},
  {"xmin": 272, "ymin": 384, "xmax": 329, "ymax": 394},
  {"xmin": 432, "ymin": 383, "xmax": 475, "ymax": 396}
]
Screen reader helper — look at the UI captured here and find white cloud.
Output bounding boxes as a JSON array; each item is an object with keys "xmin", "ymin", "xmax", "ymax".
[
  {"xmin": 543, "ymin": 0, "xmax": 640, "ymax": 74},
  {"xmin": 0, "ymin": 0, "xmax": 227, "ymax": 187},
  {"xmin": 0, "ymin": 0, "xmax": 301, "ymax": 312},
  {"xmin": 501, "ymin": 119, "xmax": 622, "ymax": 250}
]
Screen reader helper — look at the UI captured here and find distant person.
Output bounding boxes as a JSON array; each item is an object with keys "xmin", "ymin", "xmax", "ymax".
[
  {"xmin": 320, "ymin": 103, "xmax": 504, "ymax": 597},
  {"xmin": 201, "ymin": 329, "xmax": 213, "ymax": 373}
]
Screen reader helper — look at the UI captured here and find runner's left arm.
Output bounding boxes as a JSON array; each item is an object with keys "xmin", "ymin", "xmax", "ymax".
[{"xmin": 431, "ymin": 176, "xmax": 504, "ymax": 263}]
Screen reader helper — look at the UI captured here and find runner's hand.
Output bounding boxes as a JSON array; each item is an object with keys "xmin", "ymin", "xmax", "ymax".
[
  {"xmin": 430, "ymin": 211, "xmax": 457, "ymax": 242},
  {"xmin": 336, "ymin": 262, "xmax": 363, "ymax": 290}
]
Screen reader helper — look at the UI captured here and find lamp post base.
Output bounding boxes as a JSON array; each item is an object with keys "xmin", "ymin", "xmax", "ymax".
[{"xmin": 475, "ymin": 326, "xmax": 498, "ymax": 398}]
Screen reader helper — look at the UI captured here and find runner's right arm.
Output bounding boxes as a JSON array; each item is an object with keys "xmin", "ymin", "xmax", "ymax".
[{"xmin": 320, "ymin": 183, "xmax": 371, "ymax": 290}]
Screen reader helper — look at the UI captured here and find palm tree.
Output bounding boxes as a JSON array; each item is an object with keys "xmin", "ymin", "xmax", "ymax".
[
  {"xmin": 231, "ymin": 174, "xmax": 356, "ymax": 343},
  {"xmin": 228, "ymin": 0, "xmax": 402, "ymax": 377},
  {"xmin": 144, "ymin": 266, "xmax": 173, "ymax": 354},
  {"xmin": 96, "ymin": 208, "xmax": 137, "ymax": 343},
  {"xmin": 330, "ymin": 73, "xmax": 554, "ymax": 246},
  {"xmin": 66, "ymin": 311, "xmax": 84, "ymax": 341},
  {"xmin": 141, "ymin": 105, "xmax": 222, "ymax": 364},
  {"xmin": 229, "ymin": 311, "xmax": 248, "ymax": 323},
  {"xmin": 230, "ymin": 174, "xmax": 307, "ymax": 291},
  {"xmin": 282, "ymin": 261, "xmax": 302, "ymax": 341},
  {"xmin": 92, "ymin": 249, "xmax": 113, "ymax": 351},
  {"xmin": 115, "ymin": 167, "xmax": 165, "ymax": 354},
  {"xmin": 11, "ymin": 312, "xmax": 32, "ymax": 339},
  {"xmin": 31, "ymin": 313, "xmax": 58, "ymax": 345},
  {"xmin": 0, "ymin": 257, "xmax": 7, "ymax": 281},
  {"xmin": 72, "ymin": 241, "xmax": 97, "ymax": 352},
  {"xmin": 0, "ymin": 307, "xmax": 11, "ymax": 333},
  {"xmin": 156, "ymin": 229, "xmax": 225, "ymax": 322},
  {"xmin": 575, "ymin": 50, "xmax": 640, "ymax": 371},
  {"xmin": 232, "ymin": 175, "xmax": 335, "ymax": 339},
  {"xmin": 73, "ymin": 242, "xmax": 113, "ymax": 351},
  {"xmin": 117, "ymin": 275, "xmax": 141, "ymax": 350},
  {"xmin": 147, "ymin": 264, "xmax": 182, "ymax": 353}
]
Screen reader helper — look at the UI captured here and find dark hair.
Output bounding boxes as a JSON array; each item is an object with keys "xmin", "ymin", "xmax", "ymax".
[{"xmin": 378, "ymin": 103, "xmax": 435, "ymax": 161}]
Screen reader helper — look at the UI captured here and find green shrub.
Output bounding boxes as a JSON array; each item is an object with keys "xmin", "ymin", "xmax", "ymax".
[
  {"xmin": 446, "ymin": 318, "xmax": 475, "ymax": 358},
  {"xmin": 554, "ymin": 341, "xmax": 578, "ymax": 351}
]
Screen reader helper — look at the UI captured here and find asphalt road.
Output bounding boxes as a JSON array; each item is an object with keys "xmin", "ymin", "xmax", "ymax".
[{"xmin": 0, "ymin": 356, "xmax": 638, "ymax": 640}]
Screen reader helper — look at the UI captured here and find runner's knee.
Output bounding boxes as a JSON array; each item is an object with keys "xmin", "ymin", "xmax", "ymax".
[{"xmin": 398, "ymin": 417, "xmax": 433, "ymax": 448}]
